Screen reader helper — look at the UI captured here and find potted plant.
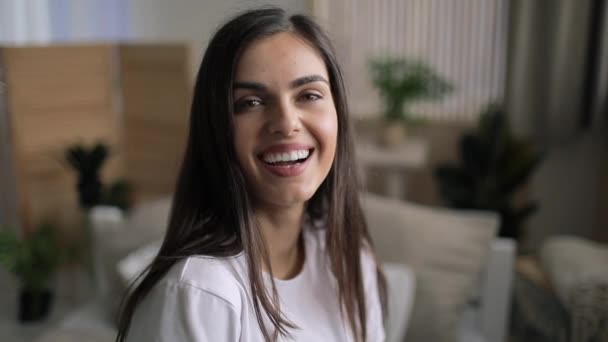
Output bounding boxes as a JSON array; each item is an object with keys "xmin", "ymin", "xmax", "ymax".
[
  {"xmin": 369, "ymin": 57, "xmax": 453, "ymax": 146},
  {"xmin": 434, "ymin": 104, "xmax": 544, "ymax": 240},
  {"xmin": 0, "ymin": 223, "xmax": 64, "ymax": 322},
  {"xmin": 65, "ymin": 142, "xmax": 109, "ymax": 210},
  {"xmin": 64, "ymin": 142, "xmax": 132, "ymax": 294},
  {"xmin": 65, "ymin": 142, "xmax": 132, "ymax": 211}
]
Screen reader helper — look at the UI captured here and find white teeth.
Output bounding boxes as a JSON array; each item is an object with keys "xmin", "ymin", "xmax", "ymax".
[{"xmin": 263, "ymin": 149, "xmax": 310, "ymax": 164}]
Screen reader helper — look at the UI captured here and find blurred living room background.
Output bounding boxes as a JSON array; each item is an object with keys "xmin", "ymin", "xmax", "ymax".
[{"xmin": 0, "ymin": 0, "xmax": 607, "ymax": 341}]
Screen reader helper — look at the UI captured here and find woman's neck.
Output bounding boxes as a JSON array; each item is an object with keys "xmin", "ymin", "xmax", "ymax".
[{"xmin": 255, "ymin": 203, "xmax": 306, "ymax": 280}]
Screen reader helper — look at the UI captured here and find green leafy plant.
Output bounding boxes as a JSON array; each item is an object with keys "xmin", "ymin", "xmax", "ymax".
[
  {"xmin": 65, "ymin": 143, "xmax": 108, "ymax": 209},
  {"xmin": 0, "ymin": 223, "xmax": 64, "ymax": 292},
  {"xmin": 101, "ymin": 179, "xmax": 133, "ymax": 211},
  {"xmin": 65, "ymin": 142, "xmax": 132, "ymax": 211},
  {"xmin": 369, "ymin": 57, "xmax": 453, "ymax": 122},
  {"xmin": 434, "ymin": 104, "xmax": 544, "ymax": 239}
]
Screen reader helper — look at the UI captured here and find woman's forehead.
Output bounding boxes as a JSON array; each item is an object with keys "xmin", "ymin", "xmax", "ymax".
[{"xmin": 234, "ymin": 32, "xmax": 329, "ymax": 84}]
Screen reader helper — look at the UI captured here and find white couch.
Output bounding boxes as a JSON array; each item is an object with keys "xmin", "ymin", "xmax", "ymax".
[
  {"xmin": 379, "ymin": 241, "xmax": 514, "ymax": 342},
  {"xmin": 362, "ymin": 194, "xmax": 515, "ymax": 342},
  {"xmin": 39, "ymin": 194, "xmax": 514, "ymax": 342},
  {"xmin": 458, "ymin": 238, "xmax": 515, "ymax": 342}
]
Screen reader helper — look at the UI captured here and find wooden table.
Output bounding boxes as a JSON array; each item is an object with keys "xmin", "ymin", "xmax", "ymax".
[{"xmin": 355, "ymin": 139, "xmax": 429, "ymax": 199}]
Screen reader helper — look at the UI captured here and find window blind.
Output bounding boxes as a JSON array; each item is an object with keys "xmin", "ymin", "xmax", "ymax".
[{"xmin": 319, "ymin": 0, "xmax": 510, "ymax": 122}]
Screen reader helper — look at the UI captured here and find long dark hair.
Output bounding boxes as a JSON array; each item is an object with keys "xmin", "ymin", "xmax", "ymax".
[{"xmin": 116, "ymin": 7, "xmax": 386, "ymax": 342}]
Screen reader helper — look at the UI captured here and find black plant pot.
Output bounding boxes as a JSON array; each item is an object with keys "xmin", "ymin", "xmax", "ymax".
[{"xmin": 18, "ymin": 289, "xmax": 54, "ymax": 322}]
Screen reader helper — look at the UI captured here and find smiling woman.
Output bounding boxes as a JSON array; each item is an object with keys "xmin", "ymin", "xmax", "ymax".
[
  {"xmin": 116, "ymin": 6, "xmax": 388, "ymax": 342},
  {"xmin": 233, "ymin": 32, "xmax": 337, "ymax": 210}
]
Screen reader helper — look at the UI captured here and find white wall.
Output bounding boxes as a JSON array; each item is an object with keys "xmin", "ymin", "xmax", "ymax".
[
  {"xmin": 0, "ymin": 0, "xmax": 130, "ymax": 43},
  {"xmin": 0, "ymin": 0, "xmax": 50, "ymax": 43},
  {"xmin": 128, "ymin": 0, "xmax": 312, "ymax": 78}
]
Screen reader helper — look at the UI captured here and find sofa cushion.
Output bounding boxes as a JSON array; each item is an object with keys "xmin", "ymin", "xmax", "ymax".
[
  {"xmin": 541, "ymin": 236, "xmax": 608, "ymax": 307},
  {"xmin": 540, "ymin": 236, "xmax": 608, "ymax": 342},
  {"xmin": 361, "ymin": 193, "xmax": 498, "ymax": 342}
]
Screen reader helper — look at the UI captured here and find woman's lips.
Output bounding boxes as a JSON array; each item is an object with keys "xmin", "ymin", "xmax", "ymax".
[
  {"xmin": 261, "ymin": 155, "xmax": 311, "ymax": 177},
  {"xmin": 259, "ymin": 143, "xmax": 313, "ymax": 156},
  {"xmin": 258, "ymin": 144, "xmax": 314, "ymax": 177}
]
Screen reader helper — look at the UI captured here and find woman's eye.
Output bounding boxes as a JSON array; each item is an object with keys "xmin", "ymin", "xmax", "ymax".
[
  {"xmin": 301, "ymin": 93, "xmax": 322, "ymax": 102},
  {"xmin": 235, "ymin": 98, "xmax": 263, "ymax": 112},
  {"xmin": 244, "ymin": 99, "xmax": 262, "ymax": 107}
]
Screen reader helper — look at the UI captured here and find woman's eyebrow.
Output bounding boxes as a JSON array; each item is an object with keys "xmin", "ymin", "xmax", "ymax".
[
  {"xmin": 290, "ymin": 74, "xmax": 329, "ymax": 88},
  {"xmin": 233, "ymin": 81, "xmax": 267, "ymax": 91},
  {"xmin": 233, "ymin": 75, "xmax": 329, "ymax": 91}
]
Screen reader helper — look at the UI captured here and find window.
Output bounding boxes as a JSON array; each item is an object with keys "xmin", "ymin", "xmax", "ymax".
[{"xmin": 315, "ymin": 0, "xmax": 510, "ymax": 122}]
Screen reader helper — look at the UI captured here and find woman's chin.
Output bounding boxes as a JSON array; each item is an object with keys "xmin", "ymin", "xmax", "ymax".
[{"xmin": 255, "ymin": 190, "xmax": 316, "ymax": 210}]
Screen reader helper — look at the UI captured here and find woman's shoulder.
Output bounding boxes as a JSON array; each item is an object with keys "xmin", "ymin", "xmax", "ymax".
[
  {"xmin": 128, "ymin": 255, "xmax": 248, "ymax": 341},
  {"xmin": 159, "ymin": 253, "xmax": 249, "ymax": 309}
]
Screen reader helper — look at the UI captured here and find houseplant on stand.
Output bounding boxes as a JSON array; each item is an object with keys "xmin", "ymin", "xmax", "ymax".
[
  {"xmin": 64, "ymin": 142, "xmax": 132, "ymax": 298},
  {"xmin": 0, "ymin": 223, "xmax": 64, "ymax": 322},
  {"xmin": 369, "ymin": 57, "xmax": 452, "ymax": 146},
  {"xmin": 434, "ymin": 104, "xmax": 544, "ymax": 241}
]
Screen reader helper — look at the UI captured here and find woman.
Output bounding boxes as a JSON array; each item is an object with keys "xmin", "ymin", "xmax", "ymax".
[{"xmin": 117, "ymin": 7, "xmax": 386, "ymax": 342}]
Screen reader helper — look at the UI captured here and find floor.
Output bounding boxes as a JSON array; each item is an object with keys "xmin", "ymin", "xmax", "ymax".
[{"xmin": 0, "ymin": 267, "xmax": 91, "ymax": 342}]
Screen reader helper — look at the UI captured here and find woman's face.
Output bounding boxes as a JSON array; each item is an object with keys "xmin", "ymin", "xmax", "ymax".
[{"xmin": 232, "ymin": 32, "xmax": 338, "ymax": 211}]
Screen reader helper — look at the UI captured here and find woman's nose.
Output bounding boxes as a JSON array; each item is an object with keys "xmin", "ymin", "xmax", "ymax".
[{"xmin": 267, "ymin": 101, "xmax": 301, "ymax": 136}]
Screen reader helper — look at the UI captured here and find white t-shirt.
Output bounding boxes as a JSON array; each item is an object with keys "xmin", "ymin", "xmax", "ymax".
[{"xmin": 126, "ymin": 227, "xmax": 385, "ymax": 342}]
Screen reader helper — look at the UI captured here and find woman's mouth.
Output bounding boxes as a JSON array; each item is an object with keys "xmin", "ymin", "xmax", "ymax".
[
  {"xmin": 262, "ymin": 149, "xmax": 310, "ymax": 165},
  {"xmin": 258, "ymin": 148, "xmax": 313, "ymax": 177}
]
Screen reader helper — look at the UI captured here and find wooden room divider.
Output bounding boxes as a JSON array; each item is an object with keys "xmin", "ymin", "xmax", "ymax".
[{"xmin": 0, "ymin": 44, "xmax": 191, "ymax": 236}]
